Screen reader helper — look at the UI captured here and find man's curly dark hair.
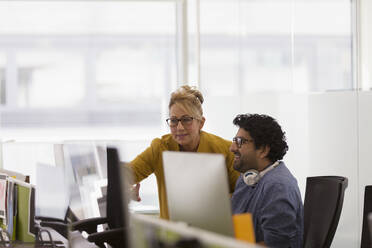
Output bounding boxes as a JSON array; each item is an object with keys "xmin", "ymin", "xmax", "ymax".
[{"xmin": 233, "ymin": 114, "xmax": 288, "ymax": 162}]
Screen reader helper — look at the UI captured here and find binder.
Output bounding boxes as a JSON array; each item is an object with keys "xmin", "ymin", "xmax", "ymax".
[
  {"xmin": 0, "ymin": 177, "xmax": 36, "ymax": 243},
  {"xmin": 6, "ymin": 180, "xmax": 16, "ymax": 240},
  {"xmin": 15, "ymin": 180, "xmax": 36, "ymax": 242},
  {"xmin": 0, "ymin": 174, "xmax": 7, "ymax": 220}
]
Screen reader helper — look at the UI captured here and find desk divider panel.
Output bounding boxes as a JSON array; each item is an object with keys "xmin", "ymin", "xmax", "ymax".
[{"xmin": 131, "ymin": 213, "xmax": 262, "ymax": 248}]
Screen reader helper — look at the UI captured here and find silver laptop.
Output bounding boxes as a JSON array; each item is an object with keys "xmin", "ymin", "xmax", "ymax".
[{"xmin": 162, "ymin": 151, "xmax": 235, "ymax": 237}]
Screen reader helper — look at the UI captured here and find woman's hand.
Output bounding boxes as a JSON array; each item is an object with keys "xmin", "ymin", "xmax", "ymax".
[{"xmin": 131, "ymin": 183, "xmax": 141, "ymax": 201}]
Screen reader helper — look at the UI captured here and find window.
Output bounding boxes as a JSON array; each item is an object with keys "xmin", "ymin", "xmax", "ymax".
[
  {"xmin": 0, "ymin": 1, "xmax": 177, "ymax": 214},
  {"xmin": 200, "ymin": 0, "xmax": 352, "ymax": 96},
  {"xmin": 0, "ymin": 1, "xmax": 176, "ymax": 131},
  {"xmin": 0, "ymin": 53, "xmax": 6, "ymax": 105},
  {"xmin": 293, "ymin": 1, "xmax": 352, "ymax": 92},
  {"xmin": 16, "ymin": 51, "xmax": 85, "ymax": 108}
]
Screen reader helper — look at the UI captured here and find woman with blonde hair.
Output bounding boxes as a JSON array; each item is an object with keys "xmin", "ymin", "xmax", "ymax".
[{"xmin": 129, "ymin": 85, "xmax": 239, "ymax": 219}]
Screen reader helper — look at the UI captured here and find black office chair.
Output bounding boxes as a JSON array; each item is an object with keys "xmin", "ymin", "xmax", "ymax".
[
  {"xmin": 71, "ymin": 147, "xmax": 130, "ymax": 248},
  {"xmin": 36, "ymin": 207, "xmax": 78, "ymax": 238},
  {"xmin": 361, "ymin": 185, "xmax": 372, "ymax": 248},
  {"xmin": 368, "ymin": 213, "xmax": 372, "ymax": 246},
  {"xmin": 303, "ymin": 176, "xmax": 348, "ymax": 248}
]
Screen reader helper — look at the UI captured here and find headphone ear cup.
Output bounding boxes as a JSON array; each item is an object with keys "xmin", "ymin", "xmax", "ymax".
[
  {"xmin": 242, "ymin": 161, "xmax": 280, "ymax": 186},
  {"xmin": 243, "ymin": 170, "xmax": 259, "ymax": 186}
]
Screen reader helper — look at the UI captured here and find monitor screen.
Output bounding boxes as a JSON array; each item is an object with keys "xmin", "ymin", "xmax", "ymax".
[
  {"xmin": 162, "ymin": 151, "xmax": 235, "ymax": 237},
  {"xmin": 63, "ymin": 143, "xmax": 105, "ymax": 219}
]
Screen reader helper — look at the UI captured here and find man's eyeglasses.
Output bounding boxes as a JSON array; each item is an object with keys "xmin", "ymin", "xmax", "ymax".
[
  {"xmin": 166, "ymin": 116, "xmax": 195, "ymax": 127},
  {"xmin": 232, "ymin": 137, "xmax": 253, "ymax": 148}
]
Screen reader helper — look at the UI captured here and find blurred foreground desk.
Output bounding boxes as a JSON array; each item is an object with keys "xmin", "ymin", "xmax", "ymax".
[{"xmin": 132, "ymin": 214, "xmax": 263, "ymax": 248}]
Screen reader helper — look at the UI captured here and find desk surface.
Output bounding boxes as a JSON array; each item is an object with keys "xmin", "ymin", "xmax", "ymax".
[
  {"xmin": 5, "ymin": 241, "xmax": 62, "ymax": 248},
  {"xmin": 2, "ymin": 229, "xmax": 97, "ymax": 248},
  {"xmin": 8, "ymin": 242, "xmax": 34, "ymax": 248},
  {"xmin": 7, "ymin": 234, "xmax": 98, "ymax": 248},
  {"xmin": 68, "ymin": 231, "xmax": 99, "ymax": 248}
]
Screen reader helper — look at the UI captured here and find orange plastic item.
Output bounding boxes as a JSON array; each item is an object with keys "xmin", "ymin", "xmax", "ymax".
[{"xmin": 233, "ymin": 213, "xmax": 256, "ymax": 243}]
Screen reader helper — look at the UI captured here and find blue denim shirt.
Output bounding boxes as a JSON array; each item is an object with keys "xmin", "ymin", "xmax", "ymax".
[{"xmin": 231, "ymin": 162, "xmax": 304, "ymax": 248}]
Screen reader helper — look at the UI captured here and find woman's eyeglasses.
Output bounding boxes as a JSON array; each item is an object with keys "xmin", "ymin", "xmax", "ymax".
[{"xmin": 166, "ymin": 116, "xmax": 195, "ymax": 127}]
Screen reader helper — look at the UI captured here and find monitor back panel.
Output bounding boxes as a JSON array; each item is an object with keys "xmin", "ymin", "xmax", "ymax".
[{"xmin": 163, "ymin": 151, "xmax": 234, "ymax": 237}]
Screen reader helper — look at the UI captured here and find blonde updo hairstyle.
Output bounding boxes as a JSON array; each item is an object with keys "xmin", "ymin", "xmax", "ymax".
[{"xmin": 169, "ymin": 85, "xmax": 204, "ymax": 120}]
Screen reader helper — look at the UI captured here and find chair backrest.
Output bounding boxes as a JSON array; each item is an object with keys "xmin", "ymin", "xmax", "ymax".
[
  {"xmin": 303, "ymin": 176, "xmax": 348, "ymax": 248},
  {"xmin": 368, "ymin": 213, "xmax": 372, "ymax": 246},
  {"xmin": 361, "ymin": 185, "xmax": 372, "ymax": 248}
]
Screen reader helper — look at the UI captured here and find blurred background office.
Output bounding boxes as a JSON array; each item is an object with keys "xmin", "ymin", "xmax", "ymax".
[{"xmin": 0, "ymin": 0, "xmax": 371, "ymax": 247}]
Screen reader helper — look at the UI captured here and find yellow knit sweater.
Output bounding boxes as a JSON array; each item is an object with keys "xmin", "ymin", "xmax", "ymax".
[{"xmin": 129, "ymin": 131, "xmax": 239, "ymax": 219}]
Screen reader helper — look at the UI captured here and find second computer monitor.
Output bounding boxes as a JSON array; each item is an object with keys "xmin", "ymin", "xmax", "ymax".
[{"xmin": 162, "ymin": 151, "xmax": 235, "ymax": 237}]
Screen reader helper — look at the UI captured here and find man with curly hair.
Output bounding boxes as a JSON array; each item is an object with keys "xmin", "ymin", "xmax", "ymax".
[{"xmin": 230, "ymin": 114, "xmax": 303, "ymax": 247}]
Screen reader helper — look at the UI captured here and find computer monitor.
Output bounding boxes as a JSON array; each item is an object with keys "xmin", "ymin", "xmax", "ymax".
[
  {"xmin": 68, "ymin": 147, "xmax": 132, "ymax": 248},
  {"xmin": 105, "ymin": 147, "xmax": 131, "ymax": 248},
  {"xmin": 63, "ymin": 143, "xmax": 106, "ymax": 219},
  {"xmin": 35, "ymin": 163, "xmax": 69, "ymax": 220},
  {"xmin": 162, "ymin": 151, "xmax": 235, "ymax": 237}
]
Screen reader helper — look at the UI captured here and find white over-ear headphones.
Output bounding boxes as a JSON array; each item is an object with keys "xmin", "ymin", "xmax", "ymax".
[{"xmin": 243, "ymin": 161, "xmax": 280, "ymax": 186}]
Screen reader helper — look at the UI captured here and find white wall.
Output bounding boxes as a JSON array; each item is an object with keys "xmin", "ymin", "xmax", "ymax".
[
  {"xmin": 358, "ymin": 91, "xmax": 372, "ymax": 243},
  {"xmin": 204, "ymin": 92, "xmax": 309, "ymax": 195},
  {"xmin": 308, "ymin": 92, "xmax": 359, "ymax": 247}
]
